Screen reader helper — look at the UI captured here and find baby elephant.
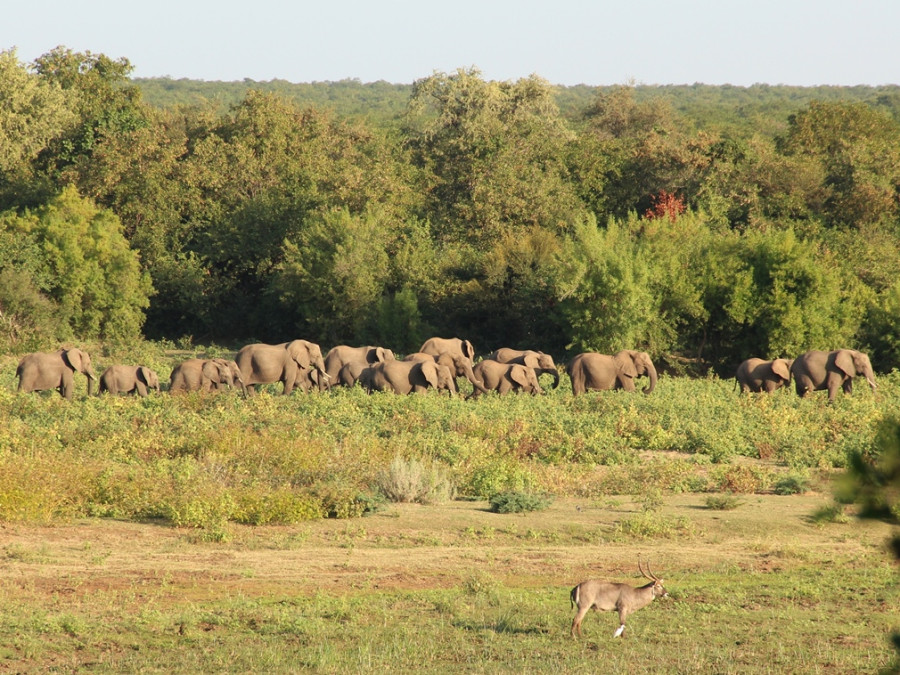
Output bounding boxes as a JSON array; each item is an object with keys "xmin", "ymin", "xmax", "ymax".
[
  {"xmin": 98, "ymin": 365, "xmax": 160, "ymax": 397},
  {"xmin": 468, "ymin": 360, "xmax": 543, "ymax": 399},
  {"xmin": 735, "ymin": 358, "xmax": 793, "ymax": 393}
]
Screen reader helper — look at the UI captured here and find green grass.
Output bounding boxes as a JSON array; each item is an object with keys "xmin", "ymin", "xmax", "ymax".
[{"xmin": 0, "ymin": 495, "xmax": 896, "ymax": 673}]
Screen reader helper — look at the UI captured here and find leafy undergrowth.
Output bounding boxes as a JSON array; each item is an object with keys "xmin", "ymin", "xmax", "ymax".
[{"xmin": 1, "ymin": 350, "xmax": 898, "ymax": 535}]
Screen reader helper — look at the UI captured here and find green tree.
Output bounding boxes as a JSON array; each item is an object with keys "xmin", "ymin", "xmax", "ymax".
[
  {"xmin": 33, "ymin": 47, "xmax": 148, "ymax": 178},
  {"xmin": 777, "ymin": 101, "xmax": 900, "ymax": 229},
  {"xmin": 271, "ymin": 206, "xmax": 420, "ymax": 344},
  {"xmin": 694, "ymin": 227, "xmax": 866, "ymax": 370},
  {"xmin": 0, "ymin": 186, "xmax": 152, "ymax": 341},
  {"xmin": 0, "ymin": 49, "xmax": 74, "ymax": 209},
  {"xmin": 405, "ymin": 68, "xmax": 585, "ymax": 244},
  {"xmin": 577, "ymin": 86, "xmax": 701, "ymax": 220},
  {"xmin": 556, "ymin": 215, "xmax": 653, "ymax": 354},
  {"xmin": 174, "ymin": 91, "xmax": 413, "ymax": 339}
]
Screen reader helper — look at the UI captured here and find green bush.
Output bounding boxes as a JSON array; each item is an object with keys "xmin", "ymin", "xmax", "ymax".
[
  {"xmin": 705, "ymin": 494, "xmax": 744, "ymax": 510},
  {"xmin": 773, "ymin": 474, "xmax": 810, "ymax": 496},
  {"xmin": 488, "ymin": 491, "xmax": 553, "ymax": 514},
  {"xmin": 234, "ymin": 487, "xmax": 324, "ymax": 525}
]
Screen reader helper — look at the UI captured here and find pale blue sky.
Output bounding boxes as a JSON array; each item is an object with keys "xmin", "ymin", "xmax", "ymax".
[{"xmin": 3, "ymin": 0, "xmax": 898, "ymax": 86}]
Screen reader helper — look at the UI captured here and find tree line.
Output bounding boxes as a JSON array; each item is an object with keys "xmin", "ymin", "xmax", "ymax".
[{"xmin": 2, "ymin": 46, "xmax": 900, "ymax": 375}]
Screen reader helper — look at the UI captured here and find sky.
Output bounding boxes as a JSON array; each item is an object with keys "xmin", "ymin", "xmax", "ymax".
[{"xmin": 3, "ymin": 0, "xmax": 899, "ymax": 87}]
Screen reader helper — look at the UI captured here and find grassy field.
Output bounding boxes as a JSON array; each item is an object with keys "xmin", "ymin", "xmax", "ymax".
[
  {"xmin": 1, "ymin": 496, "xmax": 897, "ymax": 673},
  {"xmin": 1, "ymin": 346, "xmax": 898, "ymax": 672}
]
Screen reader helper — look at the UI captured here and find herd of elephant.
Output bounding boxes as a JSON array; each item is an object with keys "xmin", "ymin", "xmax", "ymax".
[{"xmin": 12, "ymin": 338, "xmax": 877, "ymax": 404}]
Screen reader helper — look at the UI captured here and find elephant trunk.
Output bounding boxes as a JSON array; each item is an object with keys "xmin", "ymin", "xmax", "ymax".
[
  {"xmin": 642, "ymin": 361, "xmax": 658, "ymax": 395},
  {"xmin": 86, "ymin": 372, "xmax": 95, "ymax": 397},
  {"xmin": 547, "ymin": 368, "xmax": 560, "ymax": 390},
  {"xmin": 463, "ymin": 362, "xmax": 490, "ymax": 395}
]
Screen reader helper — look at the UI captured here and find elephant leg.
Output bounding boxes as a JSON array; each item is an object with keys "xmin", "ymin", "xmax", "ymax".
[
  {"xmin": 136, "ymin": 382, "xmax": 148, "ymax": 397},
  {"xmin": 843, "ymin": 380, "xmax": 853, "ymax": 395},
  {"xmin": 61, "ymin": 373, "xmax": 74, "ymax": 400},
  {"xmin": 618, "ymin": 377, "xmax": 636, "ymax": 392}
]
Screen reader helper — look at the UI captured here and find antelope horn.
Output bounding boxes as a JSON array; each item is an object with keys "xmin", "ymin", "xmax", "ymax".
[{"xmin": 638, "ymin": 554, "xmax": 656, "ymax": 580}]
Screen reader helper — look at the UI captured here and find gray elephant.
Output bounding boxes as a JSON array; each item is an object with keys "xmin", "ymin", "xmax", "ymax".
[
  {"xmin": 414, "ymin": 337, "xmax": 487, "ymax": 394},
  {"xmin": 359, "ymin": 359, "xmax": 455, "ymax": 395},
  {"xmin": 468, "ymin": 359, "xmax": 543, "ymax": 399},
  {"xmin": 488, "ymin": 347, "xmax": 560, "ymax": 389},
  {"xmin": 568, "ymin": 350, "xmax": 658, "ymax": 396},
  {"xmin": 99, "ymin": 365, "xmax": 160, "ymax": 397},
  {"xmin": 336, "ymin": 360, "xmax": 369, "ymax": 388},
  {"xmin": 790, "ymin": 349, "xmax": 876, "ymax": 401},
  {"xmin": 169, "ymin": 358, "xmax": 244, "ymax": 394},
  {"xmin": 235, "ymin": 340, "xmax": 328, "ymax": 395},
  {"xmin": 16, "ymin": 348, "xmax": 96, "ymax": 399},
  {"xmin": 324, "ymin": 345, "xmax": 395, "ymax": 387},
  {"xmin": 735, "ymin": 358, "xmax": 793, "ymax": 393}
]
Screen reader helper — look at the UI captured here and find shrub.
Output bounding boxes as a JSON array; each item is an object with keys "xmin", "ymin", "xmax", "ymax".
[
  {"xmin": 774, "ymin": 474, "xmax": 810, "ymax": 496},
  {"xmin": 311, "ymin": 481, "xmax": 380, "ymax": 519},
  {"xmin": 234, "ymin": 487, "xmax": 324, "ymax": 525},
  {"xmin": 488, "ymin": 491, "xmax": 553, "ymax": 514},
  {"xmin": 810, "ymin": 503, "xmax": 851, "ymax": 525},
  {"xmin": 614, "ymin": 512, "xmax": 697, "ymax": 539},
  {"xmin": 705, "ymin": 494, "xmax": 744, "ymax": 510},
  {"xmin": 713, "ymin": 464, "xmax": 772, "ymax": 494},
  {"xmin": 377, "ymin": 456, "xmax": 455, "ymax": 505},
  {"xmin": 465, "ymin": 458, "xmax": 536, "ymax": 499}
]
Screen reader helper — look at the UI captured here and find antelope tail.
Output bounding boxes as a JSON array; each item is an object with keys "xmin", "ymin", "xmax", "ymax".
[{"xmin": 570, "ymin": 585, "xmax": 579, "ymax": 609}]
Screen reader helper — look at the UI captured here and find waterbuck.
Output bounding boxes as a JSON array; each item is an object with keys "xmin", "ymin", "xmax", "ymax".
[{"xmin": 570, "ymin": 558, "xmax": 668, "ymax": 638}]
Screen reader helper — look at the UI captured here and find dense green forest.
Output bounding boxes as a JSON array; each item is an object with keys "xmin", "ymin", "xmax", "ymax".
[{"xmin": 2, "ymin": 46, "xmax": 900, "ymax": 374}]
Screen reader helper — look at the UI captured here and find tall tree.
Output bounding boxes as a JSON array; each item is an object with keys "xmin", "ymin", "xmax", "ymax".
[
  {"xmin": 405, "ymin": 68, "xmax": 585, "ymax": 245},
  {"xmin": 0, "ymin": 49, "xmax": 74, "ymax": 209},
  {"xmin": 0, "ymin": 186, "xmax": 151, "ymax": 341},
  {"xmin": 777, "ymin": 101, "xmax": 900, "ymax": 229}
]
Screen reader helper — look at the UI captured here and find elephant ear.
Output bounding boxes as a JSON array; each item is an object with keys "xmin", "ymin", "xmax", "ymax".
[
  {"xmin": 62, "ymin": 349, "xmax": 84, "ymax": 373},
  {"xmin": 771, "ymin": 359, "xmax": 790, "ymax": 380},
  {"xmin": 834, "ymin": 350, "xmax": 856, "ymax": 376},
  {"xmin": 288, "ymin": 341, "xmax": 311, "ymax": 369},
  {"xmin": 421, "ymin": 361, "xmax": 439, "ymax": 388},
  {"xmin": 523, "ymin": 353, "xmax": 539, "ymax": 369},
  {"xmin": 615, "ymin": 352, "xmax": 638, "ymax": 379},
  {"xmin": 509, "ymin": 365, "xmax": 530, "ymax": 387},
  {"xmin": 462, "ymin": 340, "xmax": 475, "ymax": 361},
  {"xmin": 138, "ymin": 367, "xmax": 152, "ymax": 385},
  {"xmin": 374, "ymin": 347, "xmax": 389, "ymax": 363}
]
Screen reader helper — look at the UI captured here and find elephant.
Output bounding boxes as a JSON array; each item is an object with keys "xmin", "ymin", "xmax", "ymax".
[
  {"xmin": 414, "ymin": 338, "xmax": 488, "ymax": 394},
  {"xmin": 790, "ymin": 349, "xmax": 876, "ymax": 401},
  {"xmin": 323, "ymin": 345, "xmax": 395, "ymax": 387},
  {"xmin": 235, "ymin": 339, "xmax": 328, "ymax": 395},
  {"xmin": 359, "ymin": 359, "xmax": 456, "ymax": 395},
  {"xmin": 16, "ymin": 348, "xmax": 96, "ymax": 400},
  {"xmin": 488, "ymin": 348, "xmax": 560, "ymax": 389},
  {"xmin": 336, "ymin": 360, "xmax": 369, "ymax": 388},
  {"xmin": 468, "ymin": 359, "xmax": 543, "ymax": 399},
  {"xmin": 169, "ymin": 358, "xmax": 243, "ymax": 394},
  {"xmin": 735, "ymin": 358, "xmax": 793, "ymax": 393},
  {"xmin": 98, "ymin": 365, "xmax": 160, "ymax": 397},
  {"xmin": 568, "ymin": 350, "xmax": 658, "ymax": 396}
]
